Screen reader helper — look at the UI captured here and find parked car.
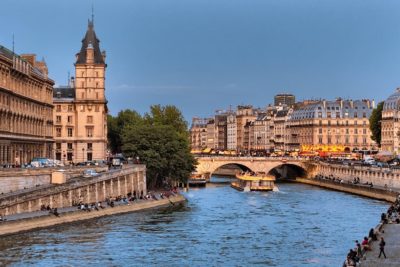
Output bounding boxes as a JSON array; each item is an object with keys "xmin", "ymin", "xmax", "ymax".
[{"xmin": 83, "ymin": 169, "xmax": 99, "ymax": 178}]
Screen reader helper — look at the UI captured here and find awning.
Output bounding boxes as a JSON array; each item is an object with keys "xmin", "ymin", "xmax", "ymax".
[{"xmin": 202, "ymin": 148, "xmax": 212, "ymax": 153}]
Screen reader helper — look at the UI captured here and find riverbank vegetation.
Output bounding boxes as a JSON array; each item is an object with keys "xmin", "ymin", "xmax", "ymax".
[{"xmin": 108, "ymin": 105, "xmax": 196, "ymax": 188}]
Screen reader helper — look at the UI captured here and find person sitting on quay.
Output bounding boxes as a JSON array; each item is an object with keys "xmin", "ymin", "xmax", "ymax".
[
  {"xmin": 381, "ymin": 213, "xmax": 388, "ymax": 224},
  {"xmin": 343, "ymin": 256, "xmax": 356, "ymax": 267},
  {"xmin": 361, "ymin": 236, "xmax": 371, "ymax": 251},
  {"xmin": 356, "ymin": 243, "xmax": 363, "ymax": 260},
  {"xmin": 347, "ymin": 249, "xmax": 359, "ymax": 264},
  {"xmin": 368, "ymin": 228, "xmax": 377, "ymax": 241}
]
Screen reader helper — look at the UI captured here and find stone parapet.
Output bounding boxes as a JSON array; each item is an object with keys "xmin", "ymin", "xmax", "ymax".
[{"xmin": 0, "ymin": 165, "xmax": 147, "ymax": 216}]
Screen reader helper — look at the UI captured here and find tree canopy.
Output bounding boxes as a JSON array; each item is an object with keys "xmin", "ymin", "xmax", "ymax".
[
  {"xmin": 369, "ymin": 101, "xmax": 383, "ymax": 147},
  {"xmin": 107, "ymin": 105, "xmax": 196, "ymax": 188}
]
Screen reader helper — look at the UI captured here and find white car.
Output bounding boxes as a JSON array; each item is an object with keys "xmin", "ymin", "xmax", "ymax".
[{"xmin": 83, "ymin": 169, "xmax": 99, "ymax": 178}]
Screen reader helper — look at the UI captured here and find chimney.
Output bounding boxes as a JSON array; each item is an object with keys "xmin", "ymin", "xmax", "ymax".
[
  {"xmin": 323, "ymin": 100, "xmax": 326, "ymax": 109},
  {"xmin": 372, "ymin": 99, "xmax": 376, "ymax": 109},
  {"xmin": 20, "ymin": 54, "xmax": 36, "ymax": 66}
]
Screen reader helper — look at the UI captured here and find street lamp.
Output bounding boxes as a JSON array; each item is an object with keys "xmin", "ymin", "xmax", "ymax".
[
  {"xmin": 63, "ymin": 151, "xmax": 66, "ymax": 165},
  {"xmin": 136, "ymin": 156, "xmax": 139, "ymax": 164},
  {"xmin": 82, "ymin": 147, "xmax": 85, "ymax": 162}
]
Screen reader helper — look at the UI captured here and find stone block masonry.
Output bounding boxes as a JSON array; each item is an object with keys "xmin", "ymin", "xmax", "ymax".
[{"xmin": 0, "ymin": 165, "xmax": 146, "ymax": 216}]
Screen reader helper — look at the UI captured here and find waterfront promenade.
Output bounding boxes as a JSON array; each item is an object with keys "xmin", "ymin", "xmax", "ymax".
[
  {"xmin": 0, "ymin": 193, "xmax": 185, "ymax": 237},
  {"xmin": 361, "ymin": 224, "xmax": 400, "ymax": 266}
]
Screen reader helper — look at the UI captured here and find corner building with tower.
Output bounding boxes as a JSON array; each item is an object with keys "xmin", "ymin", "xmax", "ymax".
[{"xmin": 53, "ymin": 19, "xmax": 108, "ymax": 164}]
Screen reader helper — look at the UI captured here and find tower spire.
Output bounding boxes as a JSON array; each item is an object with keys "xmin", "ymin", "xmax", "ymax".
[{"xmin": 91, "ymin": 4, "xmax": 94, "ymax": 24}]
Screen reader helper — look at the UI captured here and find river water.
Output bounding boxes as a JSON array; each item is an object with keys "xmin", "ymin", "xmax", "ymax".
[{"xmin": 0, "ymin": 177, "xmax": 388, "ymax": 267}]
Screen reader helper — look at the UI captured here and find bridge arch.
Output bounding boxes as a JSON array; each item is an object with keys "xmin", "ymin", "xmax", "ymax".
[
  {"xmin": 267, "ymin": 163, "xmax": 307, "ymax": 180},
  {"xmin": 208, "ymin": 162, "xmax": 255, "ymax": 176}
]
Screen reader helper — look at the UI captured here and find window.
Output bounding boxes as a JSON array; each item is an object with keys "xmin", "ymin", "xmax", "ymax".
[
  {"xmin": 56, "ymin": 105, "xmax": 61, "ymax": 112},
  {"xmin": 96, "ymin": 92, "xmax": 99, "ymax": 99},
  {"xmin": 67, "ymin": 152, "xmax": 73, "ymax": 161},
  {"xmin": 67, "ymin": 143, "xmax": 73, "ymax": 150},
  {"xmin": 354, "ymin": 121, "xmax": 358, "ymax": 126},
  {"xmin": 56, "ymin": 143, "xmax": 61, "ymax": 150},
  {"xmin": 56, "ymin": 127, "xmax": 61, "ymax": 137},
  {"xmin": 319, "ymin": 128, "xmax": 322, "ymax": 134},
  {"xmin": 355, "ymin": 129, "xmax": 358, "ymax": 134},
  {"xmin": 80, "ymin": 105, "xmax": 85, "ymax": 112},
  {"xmin": 346, "ymin": 129, "xmax": 349, "ymax": 134},
  {"xmin": 87, "ymin": 143, "xmax": 93, "ymax": 150},
  {"xmin": 336, "ymin": 112, "xmax": 340, "ymax": 118},
  {"xmin": 68, "ymin": 105, "xmax": 73, "ymax": 112},
  {"xmin": 363, "ymin": 112, "xmax": 367, "ymax": 118},
  {"xmin": 354, "ymin": 137, "xmax": 358, "ymax": 144},
  {"xmin": 87, "ymin": 152, "xmax": 93, "ymax": 161},
  {"xmin": 318, "ymin": 137, "xmax": 323, "ymax": 144},
  {"xmin": 327, "ymin": 112, "xmax": 331, "ymax": 118},
  {"xmin": 67, "ymin": 116, "xmax": 73, "ymax": 123},
  {"xmin": 67, "ymin": 127, "xmax": 73, "ymax": 137},
  {"xmin": 363, "ymin": 129, "xmax": 367, "ymax": 134},
  {"xmin": 56, "ymin": 116, "xmax": 61, "ymax": 123},
  {"xmin": 354, "ymin": 112, "xmax": 358, "ymax": 118},
  {"xmin": 86, "ymin": 127, "xmax": 94, "ymax": 137},
  {"xmin": 87, "ymin": 116, "xmax": 93, "ymax": 123}
]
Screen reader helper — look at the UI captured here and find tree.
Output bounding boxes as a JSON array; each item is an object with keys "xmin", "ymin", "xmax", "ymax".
[
  {"xmin": 122, "ymin": 124, "xmax": 196, "ymax": 188},
  {"xmin": 369, "ymin": 101, "xmax": 384, "ymax": 147},
  {"xmin": 107, "ymin": 109, "xmax": 142, "ymax": 153},
  {"xmin": 107, "ymin": 105, "xmax": 196, "ymax": 189},
  {"xmin": 144, "ymin": 105, "xmax": 188, "ymax": 135}
]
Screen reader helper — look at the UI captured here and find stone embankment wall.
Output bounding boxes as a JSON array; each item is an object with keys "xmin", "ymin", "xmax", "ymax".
[
  {"xmin": 317, "ymin": 162, "xmax": 400, "ymax": 188},
  {"xmin": 0, "ymin": 166, "xmax": 108, "ymax": 194},
  {"xmin": 295, "ymin": 178, "xmax": 398, "ymax": 202},
  {"xmin": 0, "ymin": 195, "xmax": 185, "ymax": 237},
  {"xmin": 0, "ymin": 166, "xmax": 146, "ymax": 216}
]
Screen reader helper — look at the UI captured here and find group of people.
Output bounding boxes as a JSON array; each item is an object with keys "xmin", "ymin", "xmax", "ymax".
[
  {"xmin": 315, "ymin": 175, "xmax": 375, "ymax": 188},
  {"xmin": 343, "ymin": 197, "xmax": 400, "ymax": 266},
  {"xmin": 344, "ymin": 233, "xmax": 385, "ymax": 266}
]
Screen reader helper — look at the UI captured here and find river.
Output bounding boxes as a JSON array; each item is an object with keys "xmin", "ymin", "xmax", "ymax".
[{"xmin": 0, "ymin": 177, "xmax": 388, "ymax": 266}]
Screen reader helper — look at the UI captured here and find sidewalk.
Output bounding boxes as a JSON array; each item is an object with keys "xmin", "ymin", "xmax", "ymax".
[{"xmin": 360, "ymin": 223, "xmax": 400, "ymax": 267}]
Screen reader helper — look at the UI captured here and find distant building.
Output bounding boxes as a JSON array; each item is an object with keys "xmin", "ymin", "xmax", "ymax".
[
  {"xmin": 287, "ymin": 99, "xmax": 376, "ymax": 153},
  {"xmin": 53, "ymin": 19, "xmax": 108, "ymax": 163},
  {"xmin": 227, "ymin": 113, "xmax": 237, "ymax": 151},
  {"xmin": 274, "ymin": 93, "xmax": 295, "ymax": 107},
  {"xmin": 0, "ymin": 46, "xmax": 54, "ymax": 166},
  {"xmin": 190, "ymin": 117, "xmax": 210, "ymax": 151},
  {"xmin": 236, "ymin": 105, "xmax": 256, "ymax": 151},
  {"xmin": 382, "ymin": 88, "xmax": 400, "ymax": 153}
]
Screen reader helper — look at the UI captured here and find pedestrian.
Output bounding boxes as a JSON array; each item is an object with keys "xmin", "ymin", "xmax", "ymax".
[{"xmin": 378, "ymin": 237, "xmax": 386, "ymax": 258}]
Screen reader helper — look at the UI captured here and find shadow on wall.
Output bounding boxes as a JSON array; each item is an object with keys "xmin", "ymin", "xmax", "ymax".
[{"xmin": 268, "ymin": 164, "xmax": 307, "ymax": 180}]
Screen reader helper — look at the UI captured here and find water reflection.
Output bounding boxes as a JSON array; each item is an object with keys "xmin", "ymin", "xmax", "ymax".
[{"xmin": 0, "ymin": 179, "xmax": 389, "ymax": 266}]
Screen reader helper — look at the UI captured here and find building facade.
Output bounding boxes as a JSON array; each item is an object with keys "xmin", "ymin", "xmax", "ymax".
[
  {"xmin": 227, "ymin": 113, "xmax": 237, "ymax": 151},
  {"xmin": 53, "ymin": 20, "xmax": 108, "ymax": 164},
  {"xmin": 382, "ymin": 89, "xmax": 400, "ymax": 153},
  {"xmin": 0, "ymin": 46, "xmax": 54, "ymax": 166},
  {"xmin": 274, "ymin": 93, "xmax": 295, "ymax": 107},
  {"xmin": 288, "ymin": 99, "xmax": 376, "ymax": 154},
  {"xmin": 189, "ymin": 117, "xmax": 209, "ymax": 151}
]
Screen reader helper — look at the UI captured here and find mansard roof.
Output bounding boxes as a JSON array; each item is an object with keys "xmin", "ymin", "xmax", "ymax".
[
  {"xmin": 383, "ymin": 88, "xmax": 400, "ymax": 111},
  {"xmin": 53, "ymin": 87, "xmax": 75, "ymax": 99},
  {"xmin": 290, "ymin": 99, "xmax": 373, "ymax": 120},
  {"xmin": 76, "ymin": 19, "xmax": 105, "ymax": 64}
]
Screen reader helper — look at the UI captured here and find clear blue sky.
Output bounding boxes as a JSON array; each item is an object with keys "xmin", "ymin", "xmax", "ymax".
[{"xmin": 1, "ymin": 0, "xmax": 400, "ymax": 121}]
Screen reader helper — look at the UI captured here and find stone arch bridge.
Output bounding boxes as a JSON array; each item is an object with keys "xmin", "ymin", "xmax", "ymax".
[{"xmin": 195, "ymin": 157, "xmax": 318, "ymax": 180}]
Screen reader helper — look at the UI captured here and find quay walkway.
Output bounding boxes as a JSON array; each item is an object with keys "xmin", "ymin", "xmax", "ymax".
[{"xmin": 360, "ymin": 224, "xmax": 400, "ymax": 266}]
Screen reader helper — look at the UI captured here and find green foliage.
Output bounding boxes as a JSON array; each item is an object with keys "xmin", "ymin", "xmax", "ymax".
[
  {"xmin": 108, "ymin": 105, "xmax": 195, "ymax": 189},
  {"xmin": 107, "ymin": 109, "xmax": 142, "ymax": 153},
  {"xmin": 369, "ymin": 101, "xmax": 384, "ymax": 147}
]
